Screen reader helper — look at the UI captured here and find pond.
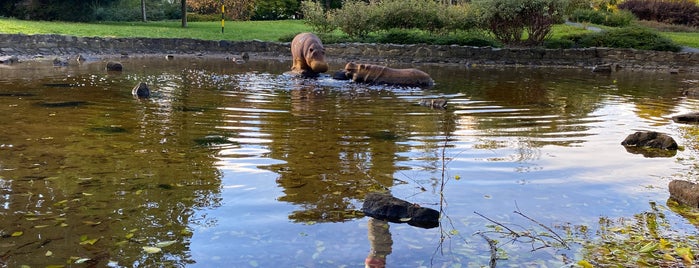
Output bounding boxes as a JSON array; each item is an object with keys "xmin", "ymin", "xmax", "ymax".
[{"xmin": 0, "ymin": 56, "xmax": 698, "ymax": 267}]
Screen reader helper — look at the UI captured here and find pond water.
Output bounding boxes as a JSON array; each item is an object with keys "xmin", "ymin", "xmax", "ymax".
[{"xmin": 0, "ymin": 57, "xmax": 698, "ymax": 267}]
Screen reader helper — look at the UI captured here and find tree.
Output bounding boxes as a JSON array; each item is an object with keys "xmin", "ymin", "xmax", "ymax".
[
  {"xmin": 142, "ymin": 0, "xmax": 147, "ymax": 21},
  {"xmin": 182, "ymin": 0, "xmax": 188, "ymax": 27}
]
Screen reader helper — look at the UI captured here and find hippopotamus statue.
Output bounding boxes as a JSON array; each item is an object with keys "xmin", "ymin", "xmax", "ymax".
[
  {"xmin": 333, "ymin": 62, "xmax": 434, "ymax": 88},
  {"xmin": 290, "ymin": 32, "xmax": 329, "ymax": 77}
]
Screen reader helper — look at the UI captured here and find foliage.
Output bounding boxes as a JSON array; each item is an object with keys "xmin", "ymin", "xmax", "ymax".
[
  {"xmin": 302, "ymin": 0, "xmax": 477, "ymax": 39},
  {"xmin": 565, "ymin": 0, "xmax": 593, "ymax": 16},
  {"xmin": 618, "ymin": 0, "xmax": 699, "ymax": 27},
  {"xmin": 299, "ymin": 1, "xmax": 336, "ymax": 33},
  {"xmin": 562, "ymin": 26, "xmax": 682, "ymax": 51},
  {"xmin": 252, "ymin": 0, "xmax": 300, "ymax": 20},
  {"xmin": 187, "ymin": 13, "xmax": 221, "ymax": 22},
  {"xmin": 569, "ymin": 9, "xmax": 636, "ymax": 27},
  {"xmin": 188, "ymin": 0, "xmax": 255, "ymax": 20},
  {"xmin": 472, "ymin": 0, "xmax": 568, "ymax": 46},
  {"xmin": 0, "ymin": 0, "xmax": 119, "ymax": 22},
  {"xmin": 327, "ymin": 0, "xmax": 377, "ymax": 39},
  {"xmin": 94, "ymin": 0, "xmax": 182, "ymax": 21},
  {"xmin": 372, "ymin": 0, "xmax": 444, "ymax": 32}
]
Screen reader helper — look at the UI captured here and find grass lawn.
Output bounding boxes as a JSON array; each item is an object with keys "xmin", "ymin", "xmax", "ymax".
[{"xmin": 0, "ymin": 18, "xmax": 310, "ymax": 41}]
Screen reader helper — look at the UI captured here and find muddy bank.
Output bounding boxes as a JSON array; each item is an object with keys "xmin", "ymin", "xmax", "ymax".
[{"xmin": 0, "ymin": 33, "xmax": 697, "ymax": 73}]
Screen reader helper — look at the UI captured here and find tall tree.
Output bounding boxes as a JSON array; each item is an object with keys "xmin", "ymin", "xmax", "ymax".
[{"xmin": 181, "ymin": 0, "xmax": 188, "ymax": 27}]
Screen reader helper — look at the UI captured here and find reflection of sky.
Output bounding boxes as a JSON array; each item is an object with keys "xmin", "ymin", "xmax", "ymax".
[{"xmin": 187, "ymin": 68, "xmax": 699, "ymax": 267}]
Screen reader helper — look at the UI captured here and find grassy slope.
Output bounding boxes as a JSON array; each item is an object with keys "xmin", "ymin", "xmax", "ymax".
[{"xmin": 0, "ymin": 18, "xmax": 697, "ymax": 48}]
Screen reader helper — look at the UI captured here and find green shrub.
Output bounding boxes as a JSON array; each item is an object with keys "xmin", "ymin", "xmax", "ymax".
[
  {"xmin": 565, "ymin": 26, "xmax": 682, "ymax": 51},
  {"xmin": 473, "ymin": 0, "xmax": 568, "ymax": 46},
  {"xmin": 300, "ymin": 1, "xmax": 336, "ymax": 33},
  {"xmin": 329, "ymin": 0, "xmax": 377, "ymax": 39},
  {"xmin": 543, "ymin": 38, "xmax": 575, "ymax": 49},
  {"xmin": 438, "ymin": 4, "xmax": 479, "ymax": 33},
  {"xmin": 569, "ymin": 9, "xmax": 635, "ymax": 27},
  {"xmin": 373, "ymin": 0, "xmax": 443, "ymax": 32}
]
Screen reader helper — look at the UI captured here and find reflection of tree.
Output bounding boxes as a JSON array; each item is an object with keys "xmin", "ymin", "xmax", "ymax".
[
  {"xmin": 261, "ymin": 84, "xmax": 457, "ymax": 223},
  {"xmin": 0, "ymin": 67, "xmax": 224, "ymax": 267}
]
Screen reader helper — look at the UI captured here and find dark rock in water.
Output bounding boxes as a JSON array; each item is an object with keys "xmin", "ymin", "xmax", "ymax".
[
  {"xmin": 362, "ymin": 192, "xmax": 439, "ymax": 229},
  {"xmin": 419, "ymin": 98, "xmax": 447, "ymax": 109},
  {"xmin": 0, "ymin": 55, "xmax": 18, "ymax": 64},
  {"xmin": 669, "ymin": 180, "xmax": 699, "ymax": 209},
  {"xmin": 592, "ymin": 63, "xmax": 619, "ymax": 73},
  {"xmin": 37, "ymin": 101, "xmax": 88, "ymax": 108},
  {"xmin": 132, "ymin": 82, "xmax": 150, "ymax": 98},
  {"xmin": 622, "ymin": 145, "xmax": 677, "ymax": 158},
  {"xmin": 672, "ymin": 112, "xmax": 699, "ymax": 124},
  {"xmin": 106, "ymin": 61, "xmax": 123, "ymax": 71},
  {"xmin": 621, "ymin": 131, "xmax": 677, "ymax": 150},
  {"xmin": 53, "ymin": 57, "xmax": 68, "ymax": 67},
  {"xmin": 332, "ymin": 70, "xmax": 349, "ymax": 80}
]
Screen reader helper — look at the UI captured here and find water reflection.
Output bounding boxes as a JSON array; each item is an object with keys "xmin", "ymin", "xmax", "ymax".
[{"xmin": 0, "ymin": 57, "xmax": 697, "ymax": 267}]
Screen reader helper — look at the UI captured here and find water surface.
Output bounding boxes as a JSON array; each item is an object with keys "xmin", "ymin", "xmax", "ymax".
[{"xmin": 0, "ymin": 57, "xmax": 698, "ymax": 267}]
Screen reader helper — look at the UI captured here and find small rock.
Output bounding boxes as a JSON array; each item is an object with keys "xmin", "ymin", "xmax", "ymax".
[
  {"xmin": 165, "ymin": 55, "xmax": 174, "ymax": 60},
  {"xmin": 592, "ymin": 63, "xmax": 619, "ymax": 73},
  {"xmin": 0, "ymin": 55, "xmax": 19, "ymax": 64},
  {"xmin": 672, "ymin": 112, "xmax": 699, "ymax": 123},
  {"xmin": 362, "ymin": 192, "xmax": 439, "ymax": 229},
  {"xmin": 132, "ymin": 82, "xmax": 150, "ymax": 98},
  {"xmin": 419, "ymin": 98, "xmax": 447, "ymax": 109},
  {"xmin": 106, "ymin": 61, "xmax": 123, "ymax": 72},
  {"xmin": 621, "ymin": 131, "xmax": 677, "ymax": 150},
  {"xmin": 53, "ymin": 57, "xmax": 68, "ymax": 67},
  {"xmin": 669, "ymin": 180, "xmax": 699, "ymax": 209}
]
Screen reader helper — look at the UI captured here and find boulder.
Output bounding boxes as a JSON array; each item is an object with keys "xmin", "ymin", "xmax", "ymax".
[
  {"xmin": 621, "ymin": 131, "xmax": 678, "ymax": 150},
  {"xmin": 132, "ymin": 82, "xmax": 150, "ymax": 98},
  {"xmin": 106, "ymin": 61, "xmax": 123, "ymax": 71},
  {"xmin": 669, "ymin": 180, "xmax": 699, "ymax": 209},
  {"xmin": 672, "ymin": 112, "xmax": 699, "ymax": 124},
  {"xmin": 362, "ymin": 192, "xmax": 439, "ymax": 229},
  {"xmin": 592, "ymin": 63, "xmax": 619, "ymax": 73}
]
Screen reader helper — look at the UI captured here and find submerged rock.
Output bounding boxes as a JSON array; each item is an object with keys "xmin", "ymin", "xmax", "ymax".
[
  {"xmin": 106, "ymin": 61, "xmax": 123, "ymax": 71},
  {"xmin": 669, "ymin": 180, "xmax": 699, "ymax": 209},
  {"xmin": 361, "ymin": 192, "xmax": 439, "ymax": 229}
]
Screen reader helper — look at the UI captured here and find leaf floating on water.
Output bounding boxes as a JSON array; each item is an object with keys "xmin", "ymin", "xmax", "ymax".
[
  {"xmin": 180, "ymin": 228, "xmax": 193, "ymax": 236},
  {"xmin": 676, "ymin": 247, "xmax": 694, "ymax": 262},
  {"xmin": 74, "ymin": 258, "xmax": 90, "ymax": 264},
  {"xmin": 449, "ymin": 229, "xmax": 459, "ymax": 235},
  {"xmin": 249, "ymin": 260, "xmax": 259, "ymax": 267},
  {"xmin": 11, "ymin": 231, "xmax": 23, "ymax": 237},
  {"xmin": 34, "ymin": 225, "xmax": 50, "ymax": 229},
  {"xmin": 454, "ymin": 175, "xmax": 461, "ymax": 180},
  {"xmin": 45, "ymin": 250, "xmax": 53, "ymax": 257},
  {"xmin": 125, "ymin": 233, "xmax": 134, "ymax": 239},
  {"xmin": 142, "ymin": 246, "xmax": 162, "ymax": 254},
  {"xmin": 82, "ymin": 221, "xmax": 101, "ymax": 226},
  {"xmin": 399, "ymin": 218, "xmax": 411, "ymax": 222},
  {"xmin": 577, "ymin": 260, "xmax": 593, "ymax": 268},
  {"xmin": 82, "ymin": 192, "xmax": 93, "ymax": 196},
  {"xmin": 79, "ymin": 238, "xmax": 99, "ymax": 245},
  {"xmin": 46, "ymin": 265, "xmax": 65, "ymax": 268},
  {"xmin": 53, "ymin": 200, "xmax": 68, "ymax": 207},
  {"xmin": 155, "ymin": 240, "xmax": 177, "ymax": 248},
  {"xmin": 638, "ymin": 241, "xmax": 657, "ymax": 253}
]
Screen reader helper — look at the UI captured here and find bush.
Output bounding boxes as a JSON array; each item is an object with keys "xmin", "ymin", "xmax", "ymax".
[
  {"xmin": 438, "ymin": 4, "xmax": 479, "ymax": 33},
  {"xmin": 564, "ymin": 26, "xmax": 682, "ymax": 51},
  {"xmin": 373, "ymin": 0, "xmax": 443, "ymax": 32},
  {"xmin": 300, "ymin": 1, "xmax": 336, "ymax": 33},
  {"xmin": 544, "ymin": 38, "xmax": 576, "ymax": 49},
  {"xmin": 329, "ymin": 0, "xmax": 377, "ymax": 39},
  {"xmin": 618, "ymin": 0, "xmax": 699, "ymax": 27},
  {"xmin": 569, "ymin": 9, "xmax": 636, "ymax": 27},
  {"xmin": 473, "ymin": 0, "xmax": 568, "ymax": 46}
]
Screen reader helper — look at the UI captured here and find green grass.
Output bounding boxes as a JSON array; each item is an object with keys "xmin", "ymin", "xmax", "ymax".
[
  {"xmin": 0, "ymin": 18, "xmax": 310, "ymax": 41},
  {"xmin": 660, "ymin": 32, "xmax": 699, "ymax": 48}
]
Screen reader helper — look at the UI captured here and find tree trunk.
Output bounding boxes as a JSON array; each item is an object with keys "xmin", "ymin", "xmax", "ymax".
[
  {"xmin": 181, "ymin": 0, "xmax": 187, "ymax": 28},
  {"xmin": 141, "ymin": 0, "xmax": 147, "ymax": 22}
]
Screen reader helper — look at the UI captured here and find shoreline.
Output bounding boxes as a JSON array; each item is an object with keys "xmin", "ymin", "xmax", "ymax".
[{"xmin": 0, "ymin": 33, "xmax": 698, "ymax": 73}]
